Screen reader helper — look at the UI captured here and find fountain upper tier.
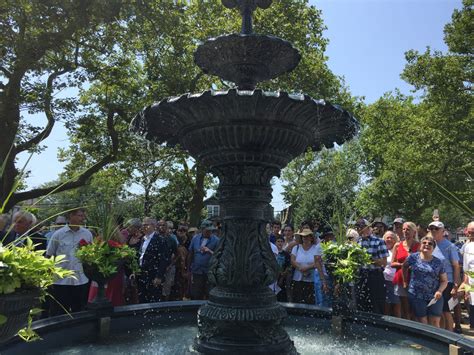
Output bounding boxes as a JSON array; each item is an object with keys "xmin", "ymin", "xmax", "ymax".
[{"xmin": 131, "ymin": 89, "xmax": 358, "ymax": 172}]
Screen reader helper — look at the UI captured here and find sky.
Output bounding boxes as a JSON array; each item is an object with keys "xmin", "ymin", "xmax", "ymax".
[{"xmin": 17, "ymin": 0, "xmax": 463, "ymax": 212}]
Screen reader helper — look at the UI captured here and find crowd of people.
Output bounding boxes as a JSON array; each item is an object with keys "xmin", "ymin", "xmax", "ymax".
[
  {"xmin": 269, "ymin": 218, "xmax": 474, "ymax": 333},
  {"xmin": 1, "ymin": 208, "xmax": 473, "ymax": 334}
]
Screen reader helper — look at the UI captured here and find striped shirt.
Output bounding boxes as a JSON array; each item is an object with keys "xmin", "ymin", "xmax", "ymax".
[{"xmin": 358, "ymin": 234, "xmax": 389, "ymax": 270}]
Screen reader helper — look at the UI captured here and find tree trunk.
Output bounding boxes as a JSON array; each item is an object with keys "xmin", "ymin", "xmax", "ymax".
[{"xmin": 188, "ymin": 163, "xmax": 206, "ymax": 227}]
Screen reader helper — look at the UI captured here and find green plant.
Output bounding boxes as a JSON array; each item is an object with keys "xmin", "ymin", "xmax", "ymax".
[
  {"xmin": 0, "ymin": 238, "xmax": 74, "ymax": 294},
  {"xmin": 76, "ymin": 238, "xmax": 139, "ymax": 278},
  {"xmin": 75, "ymin": 201, "xmax": 139, "ymax": 277},
  {"xmin": 322, "ymin": 242, "xmax": 371, "ymax": 284},
  {"xmin": 0, "ymin": 147, "xmax": 78, "ymax": 341}
]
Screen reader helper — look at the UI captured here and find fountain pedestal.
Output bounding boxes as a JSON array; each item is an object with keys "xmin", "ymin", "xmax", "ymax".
[{"xmin": 195, "ymin": 166, "xmax": 295, "ymax": 353}]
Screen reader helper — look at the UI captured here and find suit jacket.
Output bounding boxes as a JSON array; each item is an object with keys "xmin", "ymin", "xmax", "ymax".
[
  {"xmin": 140, "ymin": 233, "xmax": 176, "ymax": 283},
  {"xmin": 0, "ymin": 231, "xmax": 47, "ymax": 251}
]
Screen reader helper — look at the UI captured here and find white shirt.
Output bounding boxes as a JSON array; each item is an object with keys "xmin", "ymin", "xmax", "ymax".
[
  {"xmin": 383, "ymin": 250, "xmax": 396, "ymax": 281},
  {"xmin": 46, "ymin": 225, "xmax": 93, "ymax": 286},
  {"xmin": 270, "ymin": 242, "xmax": 278, "ymax": 256},
  {"xmin": 291, "ymin": 244, "xmax": 322, "ymax": 282},
  {"xmin": 463, "ymin": 242, "xmax": 474, "ymax": 304},
  {"xmin": 139, "ymin": 232, "xmax": 155, "ymax": 266}
]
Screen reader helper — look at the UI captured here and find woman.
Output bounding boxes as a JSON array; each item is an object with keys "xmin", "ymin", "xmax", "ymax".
[
  {"xmin": 173, "ymin": 224, "xmax": 190, "ymax": 300},
  {"xmin": 402, "ymin": 236, "xmax": 447, "ymax": 327},
  {"xmin": 383, "ymin": 231, "xmax": 401, "ymax": 317},
  {"xmin": 391, "ymin": 221, "xmax": 420, "ymax": 319},
  {"xmin": 282, "ymin": 225, "xmax": 298, "ymax": 253},
  {"xmin": 291, "ymin": 229, "xmax": 326, "ymax": 305}
]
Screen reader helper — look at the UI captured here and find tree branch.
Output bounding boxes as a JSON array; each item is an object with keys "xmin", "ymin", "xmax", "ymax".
[
  {"xmin": 16, "ymin": 68, "xmax": 73, "ymax": 153},
  {"xmin": 9, "ymin": 108, "xmax": 121, "ymax": 207},
  {"xmin": 0, "ymin": 66, "xmax": 12, "ymax": 78}
]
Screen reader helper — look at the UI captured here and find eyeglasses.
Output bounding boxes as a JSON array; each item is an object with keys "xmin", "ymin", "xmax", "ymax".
[
  {"xmin": 428, "ymin": 226, "xmax": 440, "ymax": 231},
  {"xmin": 421, "ymin": 241, "xmax": 434, "ymax": 246}
]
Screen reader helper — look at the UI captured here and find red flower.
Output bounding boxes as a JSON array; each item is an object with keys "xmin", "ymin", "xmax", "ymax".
[
  {"xmin": 107, "ymin": 240, "xmax": 122, "ymax": 248},
  {"xmin": 79, "ymin": 239, "xmax": 90, "ymax": 247}
]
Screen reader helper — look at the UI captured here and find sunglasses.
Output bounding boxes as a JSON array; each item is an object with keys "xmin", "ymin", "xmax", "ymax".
[
  {"xmin": 421, "ymin": 241, "xmax": 434, "ymax": 246},
  {"xmin": 428, "ymin": 226, "xmax": 440, "ymax": 231},
  {"xmin": 177, "ymin": 228, "xmax": 187, "ymax": 232}
]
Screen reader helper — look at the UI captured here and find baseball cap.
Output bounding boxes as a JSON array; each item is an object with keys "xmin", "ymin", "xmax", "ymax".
[
  {"xmin": 428, "ymin": 221, "xmax": 444, "ymax": 229},
  {"xmin": 393, "ymin": 218, "xmax": 405, "ymax": 224}
]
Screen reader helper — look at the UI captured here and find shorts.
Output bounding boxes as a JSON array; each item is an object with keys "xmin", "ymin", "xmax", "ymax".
[
  {"xmin": 442, "ymin": 282, "xmax": 454, "ymax": 312},
  {"xmin": 394, "ymin": 283, "xmax": 408, "ymax": 297},
  {"xmin": 385, "ymin": 280, "xmax": 400, "ymax": 304},
  {"xmin": 408, "ymin": 293, "xmax": 443, "ymax": 318}
]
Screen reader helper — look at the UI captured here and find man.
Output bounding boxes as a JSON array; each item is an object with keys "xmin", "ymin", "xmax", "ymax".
[
  {"xmin": 356, "ymin": 218, "xmax": 388, "ymax": 314},
  {"xmin": 45, "ymin": 215, "xmax": 67, "ymax": 243},
  {"xmin": 46, "ymin": 208, "xmax": 92, "ymax": 315},
  {"xmin": 392, "ymin": 218, "xmax": 405, "ymax": 241},
  {"xmin": 462, "ymin": 221, "xmax": 474, "ymax": 329},
  {"xmin": 188, "ymin": 220, "xmax": 219, "ymax": 300},
  {"xmin": 430, "ymin": 221, "xmax": 461, "ymax": 332},
  {"xmin": 136, "ymin": 217, "xmax": 176, "ymax": 303},
  {"xmin": 372, "ymin": 219, "xmax": 387, "ymax": 239},
  {"xmin": 7, "ymin": 210, "xmax": 47, "ymax": 250},
  {"xmin": 268, "ymin": 220, "xmax": 281, "ymax": 244}
]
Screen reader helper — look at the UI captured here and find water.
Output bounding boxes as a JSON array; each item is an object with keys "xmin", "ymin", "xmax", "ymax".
[{"xmin": 46, "ymin": 319, "xmax": 445, "ymax": 355}]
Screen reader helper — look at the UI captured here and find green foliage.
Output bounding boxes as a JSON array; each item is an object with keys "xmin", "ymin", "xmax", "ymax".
[
  {"xmin": 322, "ymin": 242, "xmax": 371, "ymax": 284},
  {"xmin": 0, "ymin": 238, "xmax": 74, "ymax": 295},
  {"xmin": 356, "ymin": 0, "xmax": 473, "ymax": 224},
  {"xmin": 76, "ymin": 238, "xmax": 139, "ymax": 278},
  {"xmin": 281, "ymin": 140, "xmax": 364, "ymax": 227}
]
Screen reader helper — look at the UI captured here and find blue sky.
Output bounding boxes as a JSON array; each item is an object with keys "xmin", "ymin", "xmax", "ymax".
[{"xmin": 18, "ymin": 0, "xmax": 462, "ymax": 211}]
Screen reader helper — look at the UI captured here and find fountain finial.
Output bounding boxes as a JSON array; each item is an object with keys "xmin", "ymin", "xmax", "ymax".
[{"xmin": 222, "ymin": 0, "xmax": 272, "ymax": 34}]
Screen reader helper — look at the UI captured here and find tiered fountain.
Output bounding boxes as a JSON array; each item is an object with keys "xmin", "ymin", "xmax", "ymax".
[
  {"xmin": 2, "ymin": 1, "xmax": 473, "ymax": 354},
  {"xmin": 131, "ymin": 0, "xmax": 356, "ymax": 353}
]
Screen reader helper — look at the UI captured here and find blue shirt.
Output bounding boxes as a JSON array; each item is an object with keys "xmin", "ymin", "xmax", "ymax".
[
  {"xmin": 189, "ymin": 234, "xmax": 219, "ymax": 274},
  {"xmin": 407, "ymin": 252, "xmax": 445, "ymax": 301},
  {"xmin": 436, "ymin": 238, "xmax": 459, "ymax": 283},
  {"xmin": 358, "ymin": 234, "xmax": 389, "ymax": 270}
]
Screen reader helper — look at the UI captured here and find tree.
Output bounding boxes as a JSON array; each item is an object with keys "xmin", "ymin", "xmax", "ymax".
[
  {"xmin": 3, "ymin": 0, "xmax": 359, "ymax": 222},
  {"xmin": 0, "ymin": 0, "xmax": 129, "ymax": 211},
  {"xmin": 356, "ymin": 0, "xmax": 473, "ymax": 225},
  {"xmin": 281, "ymin": 140, "xmax": 364, "ymax": 228}
]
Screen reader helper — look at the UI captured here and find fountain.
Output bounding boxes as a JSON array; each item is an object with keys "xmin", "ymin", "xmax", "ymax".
[
  {"xmin": 1, "ymin": 1, "xmax": 473, "ymax": 354},
  {"xmin": 131, "ymin": 0, "xmax": 356, "ymax": 353}
]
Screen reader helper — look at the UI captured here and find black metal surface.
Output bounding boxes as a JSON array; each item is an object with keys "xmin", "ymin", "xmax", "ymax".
[
  {"xmin": 130, "ymin": 0, "xmax": 358, "ymax": 353},
  {"xmin": 194, "ymin": 34, "xmax": 301, "ymax": 89}
]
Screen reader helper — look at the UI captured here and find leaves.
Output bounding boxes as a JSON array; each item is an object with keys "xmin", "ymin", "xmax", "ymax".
[
  {"xmin": 322, "ymin": 242, "xmax": 371, "ymax": 284},
  {"xmin": 0, "ymin": 238, "xmax": 75, "ymax": 294}
]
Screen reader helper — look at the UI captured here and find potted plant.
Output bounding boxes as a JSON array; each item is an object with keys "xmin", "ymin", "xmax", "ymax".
[
  {"xmin": 0, "ymin": 150, "xmax": 76, "ymax": 342},
  {"xmin": 0, "ymin": 237, "xmax": 75, "ymax": 342},
  {"xmin": 75, "ymin": 207, "xmax": 139, "ymax": 310},
  {"xmin": 321, "ymin": 212, "xmax": 371, "ymax": 316}
]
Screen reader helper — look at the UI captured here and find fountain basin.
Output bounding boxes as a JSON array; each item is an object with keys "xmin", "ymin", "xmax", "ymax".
[{"xmin": 1, "ymin": 301, "xmax": 472, "ymax": 354}]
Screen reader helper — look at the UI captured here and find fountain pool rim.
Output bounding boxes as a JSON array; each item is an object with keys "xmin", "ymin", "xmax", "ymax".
[{"xmin": 1, "ymin": 301, "xmax": 472, "ymax": 354}]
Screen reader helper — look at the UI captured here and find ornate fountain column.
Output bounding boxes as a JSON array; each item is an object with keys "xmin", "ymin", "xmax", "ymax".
[
  {"xmin": 131, "ymin": 0, "xmax": 358, "ymax": 353},
  {"xmin": 195, "ymin": 164, "xmax": 295, "ymax": 353}
]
